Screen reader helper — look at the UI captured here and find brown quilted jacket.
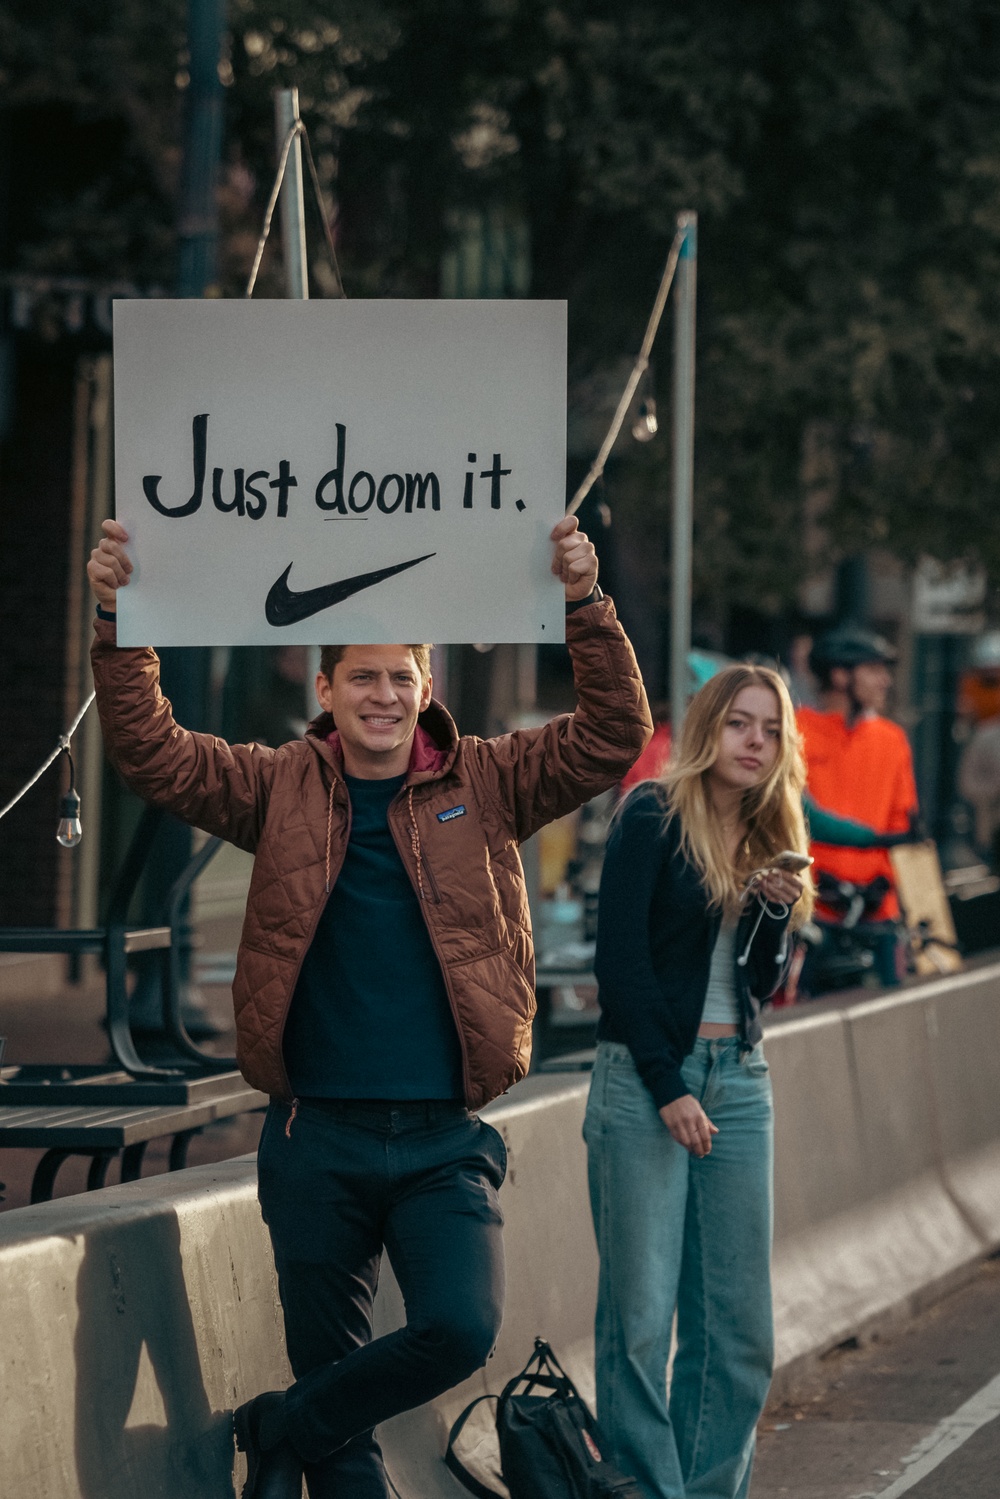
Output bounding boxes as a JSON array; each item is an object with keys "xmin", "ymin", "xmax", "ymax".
[{"xmin": 91, "ymin": 598, "xmax": 651, "ymax": 1106}]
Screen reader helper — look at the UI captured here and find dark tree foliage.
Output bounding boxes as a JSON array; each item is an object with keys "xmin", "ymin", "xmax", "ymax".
[
  {"xmin": 0, "ymin": 1, "xmax": 185, "ymax": 280},
  {"xmin": 4, "ymin": 0, "xmax": 1000, "ymax": 612}
]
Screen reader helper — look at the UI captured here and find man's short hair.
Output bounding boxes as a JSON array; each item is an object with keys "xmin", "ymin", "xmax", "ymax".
[{"xmin": 319, "ymin": 644, "xmax": 433, "ymax": 682}]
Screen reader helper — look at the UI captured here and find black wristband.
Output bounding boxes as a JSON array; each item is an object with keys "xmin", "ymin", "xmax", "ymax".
[
  {"xmin": 96, "ymin": 605, "xmax": 117, "ymax": 622},
  {"xmin": 566, "ymin": 585, "xmax": 603, "ymax": 615}
]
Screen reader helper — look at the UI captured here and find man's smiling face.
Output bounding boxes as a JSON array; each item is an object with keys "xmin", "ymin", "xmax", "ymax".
[{"xmin": 315, "ymin": 645, "xmax": 432, "ymax": 779}]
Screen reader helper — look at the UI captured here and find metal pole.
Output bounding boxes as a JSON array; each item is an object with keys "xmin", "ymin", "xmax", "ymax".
[
  {"xmin": 177, "ymin": 0, "xmax": 225, "ymax": 296},
  {"xmin": 133, "ymin": 0, "xmax": 225, "ymax": 1035},
  {"xmin": 274, "ymin": 88, "xmax": 309, "ymax": 299},
  {"xmin": 670, "ymin": 211, "xmax": 697, "ymax": 744}
]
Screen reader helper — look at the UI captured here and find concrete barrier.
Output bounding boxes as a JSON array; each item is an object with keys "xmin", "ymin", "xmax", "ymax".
[
  {"xmin": 922, "ymin": 966, "xmax": 1000, "ymax": 1244},
  {"xmin": 768, "ymin": 976, "xmax": 992, "ymax": 1378},
  {"xmin": 1, "ymin": 961, "xmax": 998, "ymax": 1497},
  {"xmin": 0, "ymin": 1075, "xmax": 597, "ymax": 1499}
]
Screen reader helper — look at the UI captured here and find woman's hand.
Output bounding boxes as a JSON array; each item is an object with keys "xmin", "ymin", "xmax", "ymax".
[
  {"xmin": 757, "ymin": 871, "xmax": 804, "ymax": 906},
  {"xmin": 659, "ymin": 1095, "xmax": 719, "ymax": 1157}
]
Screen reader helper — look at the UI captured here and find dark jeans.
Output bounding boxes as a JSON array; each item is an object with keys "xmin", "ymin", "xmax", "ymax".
[{"xmin": 256, "ymin": 1097, "xmax": 507, "ymax": 1498}]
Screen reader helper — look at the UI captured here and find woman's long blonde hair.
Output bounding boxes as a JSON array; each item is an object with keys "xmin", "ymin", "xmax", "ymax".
[{"xmin": 660, "ymin": 664, "xmax": 814, "ymax": 923}]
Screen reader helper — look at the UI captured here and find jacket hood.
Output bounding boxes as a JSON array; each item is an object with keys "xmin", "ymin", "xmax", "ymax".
[{"xmin": 305, "ymin": 697, "xmax": 459, "ymax": 782}]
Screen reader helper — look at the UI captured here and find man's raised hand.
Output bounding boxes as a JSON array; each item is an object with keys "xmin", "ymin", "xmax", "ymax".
[
  {"xmin": 550, "ymin": 514, "xmax": 599, "ymax": 603},
  {"xmin": 87, "ymin": 519, "xmax": 133, "ymax": 610}
]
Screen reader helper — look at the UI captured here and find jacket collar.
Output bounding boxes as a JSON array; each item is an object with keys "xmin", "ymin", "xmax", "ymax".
[{"xmin": 304, "ymin": 698, "xmax": 459, "ymax": 783}]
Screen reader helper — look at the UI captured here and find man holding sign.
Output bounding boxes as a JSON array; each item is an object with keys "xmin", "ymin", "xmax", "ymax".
[{"xmin": 88, "ymin": 513, "xmax": 650, "ymax": 1499}]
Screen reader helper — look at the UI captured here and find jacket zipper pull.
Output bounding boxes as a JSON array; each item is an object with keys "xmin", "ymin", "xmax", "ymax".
[
  {"xmin": 285, "ymin": 1098, "xmax": 299, "ymax": 1139},
  {"xmin": 407, "ymin": 786, "xmax": 430, "ymax": 900}
]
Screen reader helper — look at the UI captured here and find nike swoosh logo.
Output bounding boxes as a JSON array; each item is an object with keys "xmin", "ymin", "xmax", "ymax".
[{"xmin": 265, "ymin": 553, "xmax": 437, "ymax": 626}]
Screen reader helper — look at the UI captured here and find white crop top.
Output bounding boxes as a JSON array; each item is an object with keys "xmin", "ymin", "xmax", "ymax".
[{"xmin": 701, "ymin": 919, "xmax": 741, "ymax": 1026}]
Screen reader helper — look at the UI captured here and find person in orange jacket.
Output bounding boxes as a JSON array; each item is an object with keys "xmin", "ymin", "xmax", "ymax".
[{"xmin": 797, "ymin": 626, "xmax": 919, "ymax": 986}]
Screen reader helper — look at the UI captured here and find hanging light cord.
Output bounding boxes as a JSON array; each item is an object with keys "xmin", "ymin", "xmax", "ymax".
[
  {"xmin": 567, "ymin": 227, "xmax": 685, "ymax": 517},
  {"xmin": 0, "ymin": 691, "xmax": 95, "ymax": 825},
  {"xmin": 245, "ymin": 116, "xmax": 346, "ymax": 300}
]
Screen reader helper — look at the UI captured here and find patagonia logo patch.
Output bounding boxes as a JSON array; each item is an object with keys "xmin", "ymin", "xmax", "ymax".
[{"xmin": 437, "ymin": 805, "xmax": 467, "ymax": 823}]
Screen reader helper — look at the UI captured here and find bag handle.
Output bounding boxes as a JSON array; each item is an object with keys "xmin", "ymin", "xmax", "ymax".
[
  {"xmin": 444, "ymin": 1394, "xmax": 505, "ymax": 1499},
  {"xmin": 501, "ymin": 1339, "xmax": 579, "ymax": 1409},
  {"xmin": 444, "ymin": 1339, "xmax": 582, "ymax": 1498},
  {"xmin": 533, "ymin": 1338, "xmax": 575, "ymax": 1388}
]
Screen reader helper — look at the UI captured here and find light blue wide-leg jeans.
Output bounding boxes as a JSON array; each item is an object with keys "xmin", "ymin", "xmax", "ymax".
[{"xmin": 583, "ymin": 1038, "xmax": 774, "ymax": 1499}]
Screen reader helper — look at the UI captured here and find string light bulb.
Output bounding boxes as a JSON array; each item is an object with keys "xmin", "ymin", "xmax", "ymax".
[
  {"xmin": 55, "ymin": 743, "xmax": 83, "ymax": 847},
  {"xmin": 56, "ymin": 789, "xmax": 83, "ymax": 848},
  {"xmin": 631, "ymin": 397, "xmax": 658, "ymax": 443}
]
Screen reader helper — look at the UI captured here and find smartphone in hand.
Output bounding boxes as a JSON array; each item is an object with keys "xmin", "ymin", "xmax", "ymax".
[{"xmin": 770, "ymin": 850, "xmax": 813, "ymax": 873}]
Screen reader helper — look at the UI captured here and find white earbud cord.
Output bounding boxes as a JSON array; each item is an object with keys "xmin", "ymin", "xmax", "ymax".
[{"xmin": 736, "ymin": 870, "xmax": 791, "ymax": 968}]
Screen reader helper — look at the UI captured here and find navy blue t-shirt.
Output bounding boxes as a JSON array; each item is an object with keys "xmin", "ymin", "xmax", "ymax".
[{"xmin": 283, "ymin": 772, "xmax": 464, "ymax": 1099}]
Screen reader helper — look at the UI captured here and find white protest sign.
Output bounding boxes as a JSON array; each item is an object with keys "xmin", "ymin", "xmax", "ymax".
[{"xmin": 113, "ymin": 299, "xmax": 567, "ymax": 646}]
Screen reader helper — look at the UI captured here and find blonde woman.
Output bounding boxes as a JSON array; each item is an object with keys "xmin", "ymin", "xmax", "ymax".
[{"xmin": 584, "ymin": 665, "xmax": 813, "ymax": 1499}]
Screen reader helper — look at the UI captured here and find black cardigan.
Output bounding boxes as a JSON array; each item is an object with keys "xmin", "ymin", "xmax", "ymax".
[{"xmin": 594, "ymin": 783, "xmax": 792, "ymax": 1107}]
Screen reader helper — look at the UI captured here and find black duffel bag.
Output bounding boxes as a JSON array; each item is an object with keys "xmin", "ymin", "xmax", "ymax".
[{"xmin": 445, "ymin": 1337, "xmax": 643, "ymax": 1499}]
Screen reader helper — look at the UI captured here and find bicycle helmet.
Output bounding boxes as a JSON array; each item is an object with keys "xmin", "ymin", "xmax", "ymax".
[{"xmin": 809, "ymin": 625, "xmax": 897, "ymax": 676}]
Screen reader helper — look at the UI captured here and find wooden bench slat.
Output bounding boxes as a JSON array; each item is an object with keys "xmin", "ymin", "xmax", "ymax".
[
  {"xmin": 0, "ymin": 926, "xmax": 172, "ymax": 954},
  {"xmin": 121, "ymin": 928, "xmax": 172, "ymax": 953},
  {"xmin": 0, "ymin": 931, "xmax": 106, "ymax": 954},
  {"xmin": 0, "ymin": 1087, "xmax": 266, "ymax": 1150}
]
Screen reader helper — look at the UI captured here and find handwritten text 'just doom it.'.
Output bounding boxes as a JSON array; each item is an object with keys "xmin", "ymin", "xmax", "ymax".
[{"xmin": 142, "ymin": 416, "xmax": 528, "ymax": 520}]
